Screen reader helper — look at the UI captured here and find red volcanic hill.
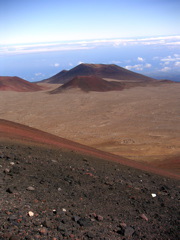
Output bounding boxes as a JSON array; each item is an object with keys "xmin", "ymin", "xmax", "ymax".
[
  {"xmin": 0, "ymin": 76, "xmax": 43, "ymax": 92},
  {"xmin": 41, "ymin": 63, "xmax": 156, "ymax": 84},
  {"xmin": 0, "ymin": 119, "xmax": 179, "ymax": 179},
  {"xmin": 50, "ymin": 75, "xmax": 125, "ymax": 93}
]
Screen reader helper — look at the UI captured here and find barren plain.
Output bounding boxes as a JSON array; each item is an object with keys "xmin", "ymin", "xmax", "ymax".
[{"xmin": 0, "ymin": 82, "xmax": 179, "ymax": 170}]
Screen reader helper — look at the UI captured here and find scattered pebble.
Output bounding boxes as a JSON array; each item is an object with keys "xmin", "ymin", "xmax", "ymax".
[
  {"xmin": 39, "ymin": 227, "xmax": 48, "ymax": 235},
  {"xmin": 73, "ymin": 215, "xmax": 80, "ymax": 222},
  {"xmin": 151, "ymin": 193, "xmax": 157, "ymax": 198},
  {"xmin": 0, "ymin": 142, "xmax": 179, "ymax": 239},
  {"xmin": 52, "ymin": 159, "xmax": 57, "ymax": 163},
  {"xmin": 4, "ymin": 168, "xmax": 10, "ymax": 174},
  {"xmin": 77, "ymin": 218, "xmax": 92, "ymax": 227},
  {"xmin": 85, "ymin": 172, "xmax": 93, "ymax": 177},
  {"xmin": 53, "ymin": 209, "xmax": 57, "ymax": 214},
  {"xmin": 42, "ymin": 219, "xmax": 52, "ymax": 228},
  {"xmin": 124, "ymin": 226, "xmax": 135, "ymax": 237},
  {"xmin": 6, "ymin": 187, "xmax": 13, "ymax": 193},
  {"xmin": 120, "ymin": 222, "xmax": 127, "ymax": 228},
  {"xmin": 141, "ymin": 213, "xmax": 148, "ymax": 221},
  {"xmin": 27, "ymin": 186, "xmax": 35, "ymax": 191},
  {"xmin": 28, "ymin": 211, "xmax": 34, "ymax": 217},
  {"xmin": 96, "ymin": 215, "xmax": 104, "ymax": 221}
]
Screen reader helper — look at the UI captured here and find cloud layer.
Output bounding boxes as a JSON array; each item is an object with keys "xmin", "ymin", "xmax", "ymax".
[{"xmin": 1, "ymin": 35, "xmax": 179, "ymax": 56}]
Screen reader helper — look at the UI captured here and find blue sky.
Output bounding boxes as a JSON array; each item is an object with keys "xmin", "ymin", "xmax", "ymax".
[
  {"xmin": 0, "ymin": 0, "xmax": 180, "ymax": 44},
  {"xmin": 0, "ymin": 0, "xmax": 180, "ymax": 81}
]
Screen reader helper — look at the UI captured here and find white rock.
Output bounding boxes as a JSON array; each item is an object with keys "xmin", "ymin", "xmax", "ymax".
[
  {"xmin": 53, "ymin": 209, "xmax": 57, "ymax": 214},
  {"xmin": 151, "ymin": 193, "xmax": 156, "ymax": 198},
  {"xmin": 62, "ymin": 208, "xmax": 66, "ymax": 212},
  {"xmin": 28, "ymin": 211, "xmax": 34, "ymax": 217}
]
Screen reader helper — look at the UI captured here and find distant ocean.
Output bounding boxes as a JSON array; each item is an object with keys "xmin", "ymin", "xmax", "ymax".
[{"xmin": 1, "ymin": 36, "xmax": 180, "ymax": 82}]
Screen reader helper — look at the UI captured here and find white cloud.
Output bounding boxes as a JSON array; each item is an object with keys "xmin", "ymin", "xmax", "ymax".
[
  {"xmin": 54, "ymin": 63, "xmax": 60, "ymax": 67},
  {"xmin": 161, "ymin": 54, "xmax": 180, "ymax": 62},
  {"xmin": 78, "ymin": 61, "xmax": 84, "ymax": 65},
  {"xmin": 164, "ymin": 42, "xmax": 180, "ymax": 46},
  {"xmin": 174, "ymin": 61, "xmax": 180, "ymax": 67},
  {"xmin": 137, "ymin": 57, "xmax": 144, "ymax": 62},
  {"xmin": 160, "ymin": 67, "xmax": 171, "ymax": 72},
  {"xmin": 125, "ymin": 63, "xmax": 151, "ymax": 71},
  {"xmin": 145, "ymin": 63, "xmax": 152, "ymax": 68},
  {"xmin": 0, "ymin": 43, "xmax": 94, "ymax": 55},
  {"xmin": 35, "ymin": 72, "xmax": 42, "ymax": 76},
  {"xmin": 125, "ymin": 64, "xmax": 143, "ymax": 71}
]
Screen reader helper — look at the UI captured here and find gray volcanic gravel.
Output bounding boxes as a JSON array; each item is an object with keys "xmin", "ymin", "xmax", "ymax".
[{"xmin": 0, "ymin": 141, "xmax": 179, "ymax": 240}]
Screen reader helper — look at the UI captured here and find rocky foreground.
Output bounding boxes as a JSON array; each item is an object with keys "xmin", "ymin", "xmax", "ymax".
[{"xmin": 0, "ymin": 141, "xmax": 179, "ymax": 240}]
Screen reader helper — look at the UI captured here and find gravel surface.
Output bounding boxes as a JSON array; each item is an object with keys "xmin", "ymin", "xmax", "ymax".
[{"xmin": 0, "ymin": 141, "xmax": 179, "ymax": 240}]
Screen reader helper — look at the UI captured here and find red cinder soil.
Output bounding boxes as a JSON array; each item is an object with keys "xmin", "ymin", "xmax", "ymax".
[
  {"xmin": 0, "ymin": 119, "xmax": 179, "ymax": 180},
  {"xmin": 0, "ymin": 77, "xmax": 43, "ymax": 92},
  {"xmin": 151, "ymin": 156, "xmax": 180, "ymax": 174}
]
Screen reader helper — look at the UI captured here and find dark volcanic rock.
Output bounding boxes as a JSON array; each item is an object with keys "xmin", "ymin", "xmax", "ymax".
[
  {"xmin": 6, "ymin": 187, "xmax": 13, "ymax": 193},
  {"xmin": 0, "ymin": 141, "xmax": 179, "ymax": 240},
  {"xmin": 77, "ymin": 218, "xmax": 92, "ymax": 227},
  {"xmin": 124, "ymin": 226, "xmax": 135, "ymax": 237}
]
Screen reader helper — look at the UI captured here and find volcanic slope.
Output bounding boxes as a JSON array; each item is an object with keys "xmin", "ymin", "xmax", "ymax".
[
  {"xmin": 0, "ymin": 119, "xmax": 179, "ymax": 179},
  {"xmin": 41, "ymin": 63, "xmax": 156, "ymax": 84},
  {"xmin": 50, "ymin": 75, "xmax": 125, "ymax": 93},
  {"xmin": 0, "ymin": 119, "xmax": 179, "ymax": 240},
  {"xmin": 0, "ymin": 76, "xmax": 42, "ymax": 92}
]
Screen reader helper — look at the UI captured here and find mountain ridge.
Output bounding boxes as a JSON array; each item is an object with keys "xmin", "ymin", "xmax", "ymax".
[{"xmin": 41, "ymin": 63, "xmax": 156, "ymax": 84}]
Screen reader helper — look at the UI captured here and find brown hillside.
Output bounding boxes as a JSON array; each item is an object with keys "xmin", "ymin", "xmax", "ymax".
[
  {"xmin": 0, "ymin": 76, "xmax": 43, "ymax": 92},
  {"xmin": 50, "ymin": 75, "xmax": 125, "ymax": 93},
  {"xmin": 41, "ymin": 63, "xmax": 156, "ymax": 84},
  {"xmin": 0, "ymin": 119, "xmax": 179, "ymax": 180}
]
